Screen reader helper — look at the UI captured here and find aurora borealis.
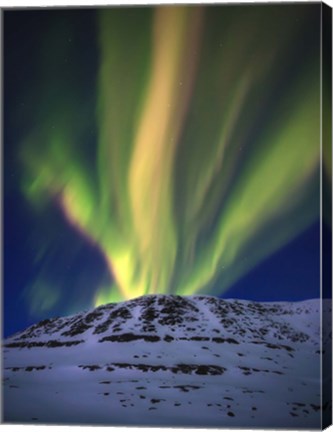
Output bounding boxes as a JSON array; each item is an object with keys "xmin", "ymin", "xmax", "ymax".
[{"xmin": 4, "ymin": 4, "xmax": 327, "ymax": 334}]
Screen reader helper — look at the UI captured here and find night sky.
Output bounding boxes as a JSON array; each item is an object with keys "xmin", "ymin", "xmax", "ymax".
[{"xmin": 3, "ymin": 4, "xmax": 327, "ymax": 337}]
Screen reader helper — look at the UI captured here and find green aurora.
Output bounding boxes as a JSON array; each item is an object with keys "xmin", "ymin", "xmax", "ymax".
[{"xmin": 19, "ymin": 5, "xmax": 323, "ymax": 312}]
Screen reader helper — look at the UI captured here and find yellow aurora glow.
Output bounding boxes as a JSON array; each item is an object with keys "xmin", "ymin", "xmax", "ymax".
[{"xmin": 20, "ymin": 6, "xmax": 322, "ymax": 309}]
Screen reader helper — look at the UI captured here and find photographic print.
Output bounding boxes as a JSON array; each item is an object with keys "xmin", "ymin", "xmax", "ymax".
[{"xmin": 2, "ymin": 2, "xmax": 332, "ymax": 429}]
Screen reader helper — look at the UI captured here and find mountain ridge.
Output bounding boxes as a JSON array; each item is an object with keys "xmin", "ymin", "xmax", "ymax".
[
  {"xmin": 5, "ymin": 294, "xmax": 322, "ymax": 345},
  {"xmin": 3, "ymin": 295, "xmax": 330, "ymax": 427}
]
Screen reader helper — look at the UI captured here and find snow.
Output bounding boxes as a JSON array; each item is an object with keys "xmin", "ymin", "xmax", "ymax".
[{"xmin": 2, "ymin": 295, "xmax": 331, "ymax": 428}]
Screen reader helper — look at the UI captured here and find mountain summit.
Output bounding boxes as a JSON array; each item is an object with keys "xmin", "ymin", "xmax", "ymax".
[{"xmin": 3, "ymin": 295, "xmax": 330, "ymax": 427}]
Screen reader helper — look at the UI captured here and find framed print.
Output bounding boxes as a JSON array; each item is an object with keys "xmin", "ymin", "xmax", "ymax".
[{"xmin": 2, "ymin": 2, "xmax": 332, "ymax": 429}]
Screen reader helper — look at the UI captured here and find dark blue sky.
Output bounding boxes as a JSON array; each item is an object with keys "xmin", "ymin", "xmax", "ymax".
[{"xmin": 224, "ymin": 221, "xmax": 320, "ymax": 302}]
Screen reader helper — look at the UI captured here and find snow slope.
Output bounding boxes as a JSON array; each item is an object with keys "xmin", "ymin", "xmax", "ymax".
[{"xmin": 2, "ymin": 295, "xmax": 331, "ymax": 428}]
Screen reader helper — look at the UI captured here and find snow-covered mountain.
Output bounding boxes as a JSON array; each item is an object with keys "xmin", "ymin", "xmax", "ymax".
[{"xmin": 2, "ymin": 295, "xmax": 331, "ymax": 428}]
